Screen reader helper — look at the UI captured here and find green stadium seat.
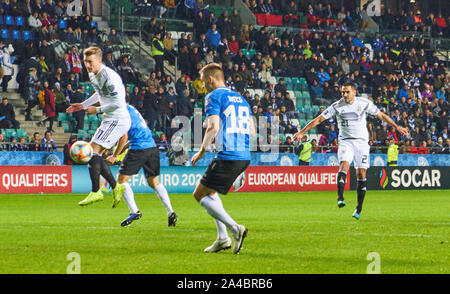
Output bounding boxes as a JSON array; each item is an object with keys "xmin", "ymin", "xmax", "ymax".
[
  {"xmin": 88, "ymin": 114, "xmax": 100, "ymax": 123},
  {"xmin": 57, "ymin": 112, "xmax": 68, "ymax": 121},
  {"xmin": 303, "ymin": 98, "xmax": 311, "ymax": 106},
  {"xmin": 301, "ymin": 91, "xmax": 311, "ymax": 99},
  {"xmin": 16, "ymin": 129, "xmax": 28, "ymax": 139},
  {"xmin": 61, "ymin": 121, "xmax": 71, "ymax": 132},
  {"xmin": 5, "ymin": 129, "xmax": 16, "ymax": 140}
]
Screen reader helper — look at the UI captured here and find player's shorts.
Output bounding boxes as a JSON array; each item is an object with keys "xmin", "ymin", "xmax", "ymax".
[
  {"xmin": 119, "ymin": 147, "xmax": 160, "ymax": 178},
  {"xmin": 338, "ymin": 139, "xmax": 370, "ymax": 169},
  {"xmin": 92, "ymin": 118, "xmax": 131, "ymax": 150},
  {"xmin": 200, "ymin": 159, "xmax": 250, "ymax": 195}
]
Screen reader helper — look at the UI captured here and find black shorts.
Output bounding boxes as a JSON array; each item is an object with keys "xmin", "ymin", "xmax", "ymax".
[
  {"xmin": 119, "ymin": 147, "xmax": 160, "ymax": 178},
  {"xmin": 200, "ymin": 159, "xmax": 250, "ymax": 195}
]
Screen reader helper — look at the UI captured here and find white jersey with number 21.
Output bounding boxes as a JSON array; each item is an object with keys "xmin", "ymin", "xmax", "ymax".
[{"xmin": 321, "ymin": 97, "xmax": 380, "ymax": 142}]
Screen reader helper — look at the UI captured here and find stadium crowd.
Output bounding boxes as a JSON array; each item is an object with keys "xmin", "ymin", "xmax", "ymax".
[{"xmin": 0, "ymin": 0, "xmax": 449, "ymax": 156}]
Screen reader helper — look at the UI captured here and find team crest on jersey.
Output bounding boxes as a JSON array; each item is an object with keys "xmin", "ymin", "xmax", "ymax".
[{"xmin": 102, "ymin": 84, "xmax": 115, "ymax": 96}]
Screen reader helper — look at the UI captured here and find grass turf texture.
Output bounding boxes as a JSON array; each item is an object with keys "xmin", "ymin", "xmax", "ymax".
[{"xmin": 0, "ymin": 190, "xmax": 448, "ymax": 274}]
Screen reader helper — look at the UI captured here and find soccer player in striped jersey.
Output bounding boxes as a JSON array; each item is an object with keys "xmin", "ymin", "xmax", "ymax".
[
  {"xmin": 66, "ymin": 47, "xmax": 131, "ymax": 207},
  {"xmin": 191, "ymin": 63, "xmax": 255, "ymax": 254},
  {"xmin": 294, "ymin": 82, "xmax": 409, "ymax": 219}
]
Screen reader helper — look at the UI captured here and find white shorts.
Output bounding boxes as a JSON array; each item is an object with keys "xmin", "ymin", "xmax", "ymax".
[
  {"xmin": 91, "ymin": 119, "xmax": 131, "ymax": 150},
  {"xmin": 338, "ymin": 139, "xmax": 370, "ymax": 169}
]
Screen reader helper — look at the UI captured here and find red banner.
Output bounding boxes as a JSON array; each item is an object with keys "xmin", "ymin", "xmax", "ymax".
[
  {"xmin": 230, "ymin": 166, "xmax": 350, "ymax": 192},
  {"xmin": 0, "ymin": 166, "xmax": 72, "ymax": 194}
]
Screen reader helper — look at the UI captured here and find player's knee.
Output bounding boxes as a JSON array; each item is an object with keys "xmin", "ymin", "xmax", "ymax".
[
  {"xmin": 147, "ymin": 176, "xmax": 159, "ymax": 189},
  {"xmin": 356, "ymin": 169, "xmax": 367, "ymax": 179},
  {"xmin": 88, "ymin": 154, "xmax": 103, "ymax": 171},
  {"xmin": 192, "ymin": 189, "xmax": 205, "ymax": 202}
]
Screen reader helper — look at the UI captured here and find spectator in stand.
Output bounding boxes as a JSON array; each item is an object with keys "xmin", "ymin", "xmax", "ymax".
[
  {"xmin": 24, "ymin": 68, "xmax": 40, "ymax": 121},
  {"xmin": 310, "ymin": 79, "xmax": 323, "ymax": 100},
  {"xmin": 54, "ymin": 82, "xmax": 68, "ymax": 114},
  {"xmin": 0, "ymin": 97, "xmax": 20, "ymax": 129},
  {"xmin": 205, "ymin": 23, "xmax": 221, "ymax": 51},
  {"xmin": 1, "ymin": 44, "xmax": 14, "ymax": 92},
  {"xmin": 158, "ymin": 133, "xmax": 169, "ymax": 151},
  {"xmin": 69, "ymin": 85, "xmax": 86, "ymax": 132},
  {"xmin": 37, "ymin": 81, "xmax": 56, "ymax": 132},
  {"xmin": 40, "ymin": 130, "xmax": 57, "ymax": 152},
  {"xmin": 0, "ymin": 133, "xmax": 8, "ymax": 151},
  {"xmin": 63, "ymin": 135, "xmax": 78, "ymax": 165},
  {"xmin": 143, "ymin": 86, "xmax": 159, "ymax": 130},
  {"xmin": 129, "ymin": 85, "xmax": 143, "ymax": 110},
  {"xmin": 28, "ymin": 132, "xmax": 40, "ymax": 151}
]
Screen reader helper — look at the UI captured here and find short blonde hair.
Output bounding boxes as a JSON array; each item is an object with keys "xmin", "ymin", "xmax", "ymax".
[
  {"xmin": 83, "ymin": 46, "xmax": 103, "ymax": 59},
  {"xmin": 199, "ymin": 63, "xmax": 224, "ymax": 82}
]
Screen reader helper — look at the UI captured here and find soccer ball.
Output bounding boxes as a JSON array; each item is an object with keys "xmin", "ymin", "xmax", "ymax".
[{"xmin": 70, "ymin": 141, "xmax": 93, "ymax": 164}]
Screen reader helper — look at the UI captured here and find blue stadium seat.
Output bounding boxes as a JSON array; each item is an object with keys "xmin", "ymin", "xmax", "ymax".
[
  {"xmin": 12, "ymin": 30, "xmax": 21, "ymax": 40},
  {"xmin": 1, "ymin": 29, "xmax": 9, "ymax": 40},
  {"xmin": 90, "ymin": 21, "xmax": 97, "ymax": 28},
  {"xmin": 58, "ymin": 19, "xmax": 67, "ymax": 29},
  {"xmin": 23, "ymin": 30, "xmax": 31, "ymax": 40},
  {"xmin": 5, "ymin": 15, "xmax": 13, "ymax": 26},
  {"xmin": 15, "ymin": 16, "xmax": 24, "ymax": 26}
]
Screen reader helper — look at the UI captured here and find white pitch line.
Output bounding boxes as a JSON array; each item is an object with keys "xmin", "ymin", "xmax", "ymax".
[{"xmin": 295, "ymin": 231, "xmax": 446, "ymax": 238}]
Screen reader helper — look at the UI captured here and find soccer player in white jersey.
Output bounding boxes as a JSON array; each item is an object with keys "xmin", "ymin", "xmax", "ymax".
[
  {"xmin": 66, "ymin": 47, "xmax": 131, "ymax": 207},
  {"xmin": 294, "ymin": 82, "xmax": 409, "ymax": 219}
]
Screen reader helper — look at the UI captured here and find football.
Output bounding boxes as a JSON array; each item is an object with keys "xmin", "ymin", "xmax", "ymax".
[{"xmin": 70, "ymin": 141, "xmax": 93, "ymax": 164}]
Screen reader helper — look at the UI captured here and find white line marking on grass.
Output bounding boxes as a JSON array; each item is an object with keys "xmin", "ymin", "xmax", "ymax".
[{"xmin": 295, "ymin": 231, "xmax": 445, "ymax": 238}]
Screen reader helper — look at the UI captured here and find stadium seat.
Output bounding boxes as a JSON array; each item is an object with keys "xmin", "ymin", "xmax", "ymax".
[
  {"xmin": 15, "ymin": 16, "xmax": 24, "ymax": 26},
  {"xmin": 57, "ymin": 113, "xmax": 68, "ymax": 121},
  {"xmin": 58, "ymin": 19, "xmax": 67, "ymax": 29},
  {"xmin": 12, "ymin": 30, "xmax": 21, "ymax": 40},
  {"xmin": 23, "ymin": 30, "xmax": 32, "ymax": 40},
  {"xmin": 16, "ymin": 129, "xmax": 28, "ymax": 139},
  {"xmin": 5, "ymin": 15, "xmax": 13, "ymax": 26},
  {"xmin": 0, "ymin": 15, "xmax": 4, "ymax": 26},
  {"xmin": 61, "ymin": 121, "xmax": 71, "ymax": 132},
  {"xmin": 301, "ymin": 91, "xmax": 311, "ymax": 99},
  {"xmin": 5, "ymin": 129, "xmax": 16, "ymax": 140},
  {"xmin": 1, "ymin": 29, "xmax": 9, "ymax": 40},
  {"xmin": 91, "ymin": 21, "xmax": 98, "ymax": 28}
]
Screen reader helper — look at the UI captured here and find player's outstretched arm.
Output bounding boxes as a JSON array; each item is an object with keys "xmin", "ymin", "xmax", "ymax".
[
  {"xmin": 293, "ymin": 115, "xmax": 326, "ymax": 141},
  {"xmin": 191, "ymin": 115, "xmax": 220, "ymax": 167},
  {"xmin": 376, "ymin": 111, "xmax": 410, "ymax": 137},
  {"xmin": 66, "ymin": 103, "xmax": 83, "ymax": 113}
]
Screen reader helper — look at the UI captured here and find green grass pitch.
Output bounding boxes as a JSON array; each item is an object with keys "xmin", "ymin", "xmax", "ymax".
[{"xmin": 0, "ymin": 190, "xmax": 448, "ymax": 274}]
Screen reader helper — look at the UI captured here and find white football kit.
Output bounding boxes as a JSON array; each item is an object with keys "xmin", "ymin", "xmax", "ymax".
[
  {"xmin": 81, "ymin": 65, "xmax": 131, "ymax": 149},
  {"xmin": 321, "ymin": 97, "xmax": 380, "ymax": 169}
]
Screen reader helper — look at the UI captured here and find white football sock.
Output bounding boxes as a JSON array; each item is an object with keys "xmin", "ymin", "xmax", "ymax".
[
  {"xmin": 214, "ymin": 219, "xmax": 229, "ymax": 241},
  {"xmin": 200, "ymin": 192, "xmax": 238, "ymax": 235},
  {"xmin": 154, "ymin": 183, "xmax": 174, "ymax": 215},
  {"xmin": 122, "ymin": 182, "xmax": 139, "ymax": 214}
]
